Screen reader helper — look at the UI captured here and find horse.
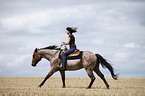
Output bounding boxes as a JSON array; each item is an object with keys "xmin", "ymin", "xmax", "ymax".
[{"xmin": 31, "ymin": 45, "xmax": 118, "ymax": 89}]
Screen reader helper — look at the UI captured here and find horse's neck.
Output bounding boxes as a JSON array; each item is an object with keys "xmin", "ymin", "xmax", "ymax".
[{"xmin": 39, "ymin": 49, "xmax": 58, "ymax": 60}]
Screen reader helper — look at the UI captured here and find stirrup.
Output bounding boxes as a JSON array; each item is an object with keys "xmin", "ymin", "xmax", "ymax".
[{"xmin": 62, "ymin": 65, "xmax": 67, "ymax": 70}]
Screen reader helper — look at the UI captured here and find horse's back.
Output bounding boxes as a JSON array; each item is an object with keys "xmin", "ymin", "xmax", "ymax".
[
  {"xmin": 66, "ymin": 51, "xmax": 96, "ymax": 70},
  {"xmin": 83, "ymin": 51, "xmax": 96, "ymax": 60}
]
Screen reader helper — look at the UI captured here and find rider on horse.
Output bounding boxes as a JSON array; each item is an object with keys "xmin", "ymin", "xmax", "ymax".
[
  {"xmin": 61, "ymin": 27, "xmax": 77, "ymax": 70},
  {"xmin": 32, "ymin": 27, "xmax": 118, "ymax": 88}
]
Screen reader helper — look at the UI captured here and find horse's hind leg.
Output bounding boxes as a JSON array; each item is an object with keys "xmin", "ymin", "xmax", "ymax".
[
  {"xmin": 59, "ymin": 70, "xmax": 66, "ymax": 88},
  {"xmin": 94, "ymin": 67, "xmax": 109, "ymax": 89},
  {"xmin": 86, "ymin": 69, "xmax": 96, "ymax": 89}
]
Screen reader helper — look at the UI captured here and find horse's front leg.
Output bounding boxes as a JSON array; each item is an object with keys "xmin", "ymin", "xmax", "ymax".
[{"xmin": 38, "ymin": 65, "xmax": 59, "ymax": 88}]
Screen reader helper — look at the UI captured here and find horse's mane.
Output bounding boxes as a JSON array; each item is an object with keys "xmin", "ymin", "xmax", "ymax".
[{"xmin": 40, "ymin": 45, "xmax": 60, "ymax": 50}]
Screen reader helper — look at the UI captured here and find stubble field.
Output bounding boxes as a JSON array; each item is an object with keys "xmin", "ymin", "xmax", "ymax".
[{"xmin": 0, "ymin": 77, "xmax": 145, "ymax": 96}]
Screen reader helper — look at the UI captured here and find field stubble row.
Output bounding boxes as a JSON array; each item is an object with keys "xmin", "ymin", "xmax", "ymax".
[{"xmin": 0, "ymin": 77, "xmax": 145, "ymax": 96}]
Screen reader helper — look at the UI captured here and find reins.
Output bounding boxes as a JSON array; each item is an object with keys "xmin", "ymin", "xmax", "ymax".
[{"xmin": 49, "ymin": 45, "xmax": 62, "ymax": 61}]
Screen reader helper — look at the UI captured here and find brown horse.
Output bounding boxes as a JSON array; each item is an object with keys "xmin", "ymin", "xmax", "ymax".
[{"xmin": 31, "ymin": 45, "xmax": 118, "ymax": 89}]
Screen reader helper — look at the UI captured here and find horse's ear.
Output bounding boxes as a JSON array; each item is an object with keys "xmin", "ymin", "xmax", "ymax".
[{"xmin": 34, "ymin": 48, "xmax": 38, "ymax": 53}]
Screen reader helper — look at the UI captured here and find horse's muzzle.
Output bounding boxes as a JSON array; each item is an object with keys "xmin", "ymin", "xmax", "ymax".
[{"xmin": 32, "ymin": 63, "xmax": 36, "ymax": 67}]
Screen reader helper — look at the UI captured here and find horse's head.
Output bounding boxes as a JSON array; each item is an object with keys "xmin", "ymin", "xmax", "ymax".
[{"xmin": 32, "ymin": 48, "xmax": 42, "ymax": 67}]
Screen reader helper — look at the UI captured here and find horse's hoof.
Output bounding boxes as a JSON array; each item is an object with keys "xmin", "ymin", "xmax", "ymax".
[
  {"xmin": 62, "ymin": 86, "xmax": 66, "ymax": 88},
  {"xmin": 107, "ymin": 85, "xmax": 109, "ymax": 89},
  {"xmin": 86, "ymin": 87, "xmax": 91, "ymax": 89},
  {"xmin": 38, "ymin": 85, "xmax": 41, "ymax": 88}
]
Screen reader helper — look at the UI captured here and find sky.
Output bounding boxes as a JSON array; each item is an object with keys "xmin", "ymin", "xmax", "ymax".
[{"xmin": 0, "ymin": 0, "xmax": 145, "ymax": 78}]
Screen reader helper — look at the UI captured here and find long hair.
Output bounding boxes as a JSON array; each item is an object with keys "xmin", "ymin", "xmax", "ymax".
[{"xmin": 66, "ymin": 27, "xmax": 78, "ymax": 33}]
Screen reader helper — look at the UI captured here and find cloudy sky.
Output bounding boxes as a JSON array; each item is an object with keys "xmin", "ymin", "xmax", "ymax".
[{"xmin": 0, "ymin": 0, "xmax": 145, "ymax": 78}]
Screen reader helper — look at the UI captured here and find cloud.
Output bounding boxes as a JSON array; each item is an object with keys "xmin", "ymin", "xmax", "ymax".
[
  {"xmin": 0, "ymin": 10, "xmax": 54, "ymax": 35},
  {"xmin": 124, "ymin": 42, "xmax": 140, "ymax": 48},
  {"xmin": 6, "ymin": 54, "xmax": 30, "ymax": 67},
  {"xmin": 0, "ymin": 0, "xmax": 145, "ymax": 78},
  {"xmin": 113, "ymin": 52, "xmax": 128, "ymax": 61}
]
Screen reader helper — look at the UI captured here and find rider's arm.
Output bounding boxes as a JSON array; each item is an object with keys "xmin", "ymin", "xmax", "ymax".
[{"xmin": 61, "ymin": 37, "xmax": 71, "ymax": 45}]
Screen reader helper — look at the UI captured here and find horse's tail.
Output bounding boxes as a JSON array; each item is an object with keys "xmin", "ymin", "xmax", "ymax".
[{"xmin": 95, "ymin": 54, "xmax": 118, "ymax": 80}]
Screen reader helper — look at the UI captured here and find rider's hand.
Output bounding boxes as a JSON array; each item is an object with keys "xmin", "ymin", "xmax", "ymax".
[{"xmin": 61, "ymin": 42, "xmax": 65, "ymax": 45}]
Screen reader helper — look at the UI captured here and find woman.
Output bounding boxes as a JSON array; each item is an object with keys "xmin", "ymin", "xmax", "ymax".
[{"xmin": 61, "ymin": 27, "xmax": 77, "ymax": 69}]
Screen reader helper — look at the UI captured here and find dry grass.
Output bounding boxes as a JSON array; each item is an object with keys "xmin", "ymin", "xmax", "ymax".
[{"xmin": 0, "ymin": 77, "xmax": 145, "ymax": 96}]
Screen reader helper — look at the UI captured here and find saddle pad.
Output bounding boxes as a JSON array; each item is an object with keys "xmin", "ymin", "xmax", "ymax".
[{"xmin": 59, "ymin": 50, "xmax": 83, "ymax": 60}]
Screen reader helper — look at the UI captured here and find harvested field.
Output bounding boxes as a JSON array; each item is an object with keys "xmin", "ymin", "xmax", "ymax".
[{"xmin": 0, "ymin": 77, "xmax": 145, "ymax": 96}]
